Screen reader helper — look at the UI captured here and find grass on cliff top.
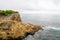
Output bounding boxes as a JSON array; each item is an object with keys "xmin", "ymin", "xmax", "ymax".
[{"xmin": 0, "ymin": 10, "xmax": 18, "ymax": 16}]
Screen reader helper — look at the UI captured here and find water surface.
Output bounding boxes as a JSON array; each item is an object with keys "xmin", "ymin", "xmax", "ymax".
[{"xmin": 20, "ymin": 14, "xmax": 60, "ymax": 40}]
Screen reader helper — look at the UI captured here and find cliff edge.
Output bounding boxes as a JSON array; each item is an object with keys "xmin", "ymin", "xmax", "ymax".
[
  {"xmin": 0, "ymin": 10, "xmax": 21, "ymax": 22},
  {"xmin": 0, "ymin": 10, "xmax": 43, "ymax": 40}
]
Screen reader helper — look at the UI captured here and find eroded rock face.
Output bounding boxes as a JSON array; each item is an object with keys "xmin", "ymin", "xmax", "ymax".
[
  {"xmin": 0, "ymin": 10, "xmax": 43, "ymax": 40},
  {"xmin": 0, "ymin": 12, "xmax": 21, "ymax": 22},
  {"xmin": 0, "ymin": 20, "xmax": 43, "ymax": 39}
]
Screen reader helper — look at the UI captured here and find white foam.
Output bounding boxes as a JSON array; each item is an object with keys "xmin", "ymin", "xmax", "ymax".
[{"xmin": 44, "ymin": 26, "xmax": 60, "ymax": 30}]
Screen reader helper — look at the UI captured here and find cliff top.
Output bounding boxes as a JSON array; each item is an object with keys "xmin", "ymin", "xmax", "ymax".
[{"xmin": 0, "ymin": 10, "xmax": 18, "ymax": 16}]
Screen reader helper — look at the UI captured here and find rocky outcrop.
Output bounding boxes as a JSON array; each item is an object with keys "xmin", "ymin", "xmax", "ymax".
[
  {"xmin": 0, "ymin": 10, "xmax": 43, "ymax": 40},
  {"xmin": 0, "ymin": 10, "xmax": 21, "ymax": 22}
]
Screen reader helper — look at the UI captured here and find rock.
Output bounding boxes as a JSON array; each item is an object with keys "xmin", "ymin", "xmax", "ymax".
[
  {"xmin": 23, "ymin": 23, "xmax": 43, "ymax": 34},
  {"xmin": 0, "ymin": 20, "xmax": 43, "ymax": 39},
  {"xmin": 0, "ymin": 10, "xmax": 43, "ymax": 40},
  {"xmin": 0, "ymin": 10, "xmax": 21, "ymax": 22}
]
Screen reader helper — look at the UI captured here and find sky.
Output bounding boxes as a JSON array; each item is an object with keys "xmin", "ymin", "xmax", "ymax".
[{"xmin": 0, "ymin": 0, "xmax": 60, "ymax": 14}]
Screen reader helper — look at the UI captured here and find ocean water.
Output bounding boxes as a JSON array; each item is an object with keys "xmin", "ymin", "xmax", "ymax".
[{"xmin": 20, "ymin": 14, "xmax": 60, "ymax": 40}]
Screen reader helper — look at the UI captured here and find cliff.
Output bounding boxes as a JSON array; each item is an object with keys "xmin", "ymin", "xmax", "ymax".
[
  {"xmin": 0, "ymin": 10, "xmax": 43, "ymax": 40},
  {"xmin": 0, "ymin": 10, "xmax": 21, "ymax": 22}
]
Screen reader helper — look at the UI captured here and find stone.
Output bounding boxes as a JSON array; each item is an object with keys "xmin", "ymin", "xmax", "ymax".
[
  {"xmin": 0, "ymin": 10, "xmax": 21, "ymax": 22},
  {"xmin": 0, "ymin": 10, "xmax": 43, "ymax": 40},
  {"xmin": 0, "ymin": 20, "xmax": 43, "ymax": 39}
]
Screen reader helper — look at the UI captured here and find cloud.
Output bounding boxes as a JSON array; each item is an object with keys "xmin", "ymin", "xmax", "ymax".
[{"xmin": 0, "ymin": 0, "xmax": 60, "ymax": 14}]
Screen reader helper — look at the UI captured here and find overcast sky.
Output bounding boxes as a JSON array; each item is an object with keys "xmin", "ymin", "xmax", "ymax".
[{"xmin": 0, "ymin": 0, "xmax": 60, "ymax": 14}]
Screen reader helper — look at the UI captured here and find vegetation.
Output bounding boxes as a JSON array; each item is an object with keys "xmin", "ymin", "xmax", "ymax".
[{"xmin": 0, "ymin": 10, "xmax": 18, "ymax": 16}]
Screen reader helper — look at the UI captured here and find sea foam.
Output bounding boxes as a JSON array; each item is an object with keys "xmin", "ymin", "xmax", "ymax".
[{"xmin": 43, "ymin": 26, "xmax": 60, "ymax": 30}]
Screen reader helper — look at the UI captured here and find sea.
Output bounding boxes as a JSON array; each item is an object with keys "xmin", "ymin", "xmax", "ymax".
[{"xmin": 20, "ymin": 13, "xmax": 60, "ymax": 40}]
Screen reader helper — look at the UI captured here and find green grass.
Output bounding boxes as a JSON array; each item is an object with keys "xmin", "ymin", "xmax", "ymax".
[{"xmin": 0, "ymin": 10, "xmax": 18, "ymax": 16}]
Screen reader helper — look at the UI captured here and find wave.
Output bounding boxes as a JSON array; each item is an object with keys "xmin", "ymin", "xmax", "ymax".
[{"xmin": 43, "ymin": 26, "xmax": 60, "ymax": 30}]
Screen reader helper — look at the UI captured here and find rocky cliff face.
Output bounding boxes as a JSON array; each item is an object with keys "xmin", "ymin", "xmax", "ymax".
[
  {"xmin": 0, "ymin": 12, "xmax": 21, "ymax": 22},
  {"xmin": 0, "ymin": 10, "xmax": 43, "ymax": 40}
]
